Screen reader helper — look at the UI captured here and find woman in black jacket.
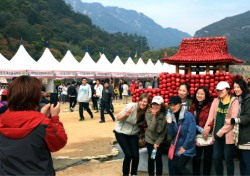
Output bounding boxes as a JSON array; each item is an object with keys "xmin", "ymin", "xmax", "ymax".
[{"xmin": 225, "ymin": 78, "xmax": 250, "ymax": 175}]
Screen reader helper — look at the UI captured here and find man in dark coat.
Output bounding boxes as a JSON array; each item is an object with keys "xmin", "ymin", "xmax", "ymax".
[{"xmin": 99, "ymin": 80, "xmax": 115, "ymax": 123}]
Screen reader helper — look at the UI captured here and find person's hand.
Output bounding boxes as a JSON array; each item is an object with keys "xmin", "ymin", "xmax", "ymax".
[
  {"xmin": 225, "ymin": 119, "xmax": 231, "ymax": 125},
  {"xmin": 50, "ymin": 102, "xmax": 60, "ymax": 117},
  {"xmin": 203, "ymin": 126, "xmax": 211, "ymax": 139},
  {"xmin": 93, "ymin": 94, "xmax": 97, "ymax": 97},
  {"xmin": 178, "ymin": 147, "xmax": 185, "ymax": 154},
  {"xmin": 40, "ymin": 103, "xmax": 51, "ymax": 117},
  {"xmin": 154, "ymin": 144, "xmax": 159, "ymax": 149},
  {"xmin": 124, "ymin": 106, "xmax": 133, "ymax": 117},
  {"xmin": 150, "ymin": 108, "xmax": 158, "ymax": 117}
]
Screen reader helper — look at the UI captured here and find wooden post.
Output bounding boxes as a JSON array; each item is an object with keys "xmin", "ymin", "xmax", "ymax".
[
  {"xmin": 176, "ymin": 65, "xmax": 179, "ymax": 73},
  {"xmin": 226, "ymin": 64, "xmax": 229, "ymax": 72},
  {"xmin": 196, "ymin": 65, "xmax": 199, "ymax": 74},
  {"xmin": 219, "ymin": 65, "xmax": 223, "ymax": 73},
  {"xmin": 187, "ymin": 65, "xmax": 191, "ymax": 75},
  {"xmin": 206, "ymin": 65, "xmax": 209, "ymax": 73}
]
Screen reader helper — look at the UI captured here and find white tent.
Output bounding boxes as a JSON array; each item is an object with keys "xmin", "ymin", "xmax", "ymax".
[
  {"xmin": 162, "ymin": 63, "xmax": 176, "ymax": 73},
  {"xmin": 135, "ymin": 57, "xmax": 149, "ymax": 78},
  {"xmin": 155, "ymin": 60, "xmax": 164, "ymax": 73},
  {"xmin": 145, "ymin": 59, "xmax": 158, "ymax": 73},
  {"xmin": 0, "ymin": 53, "xmax": 10, "ymax": 70},
  {"xmin": 95, "ymin": 54, "xmax": 112, "ymax": 77},
  {"xmin": 77, "ymin": 52, "xmax": 96, "ymax": 78},
  {"xmin": 8, "ymin": 45, "xmax": 37, "ymax": 71},
  {"xmin": 135, "ymin": 58, "xmax": 146, "ymax": 73},
  {"xmin": 124, "ymin": 57, "xmax": 137, "ymax": 78},
  {"xmin": 111, "ymin": 55, "xmax": 125, "ymax": 77},
  {"xmin": 60, "ymin": 50, "xmax": 80, "ymax": 71},
  {"xmin": 35, "ymin": 48, "xmax": 60, "ymax": 71},
  {"xmin": 79, "ymin": 52, "xmax": 96, "ymax": 72}
]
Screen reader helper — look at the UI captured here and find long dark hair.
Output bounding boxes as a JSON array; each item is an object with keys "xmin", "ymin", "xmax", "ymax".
[
  {"xmin": 192, "ymin": 86, "xmax": 212, "ymax": 106},
  {"xmin": 234, "ymin": 78, "xmax": 249, "ymax": 97}
]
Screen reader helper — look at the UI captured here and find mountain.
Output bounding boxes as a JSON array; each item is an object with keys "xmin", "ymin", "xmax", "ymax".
[
  {"xmin": 0, "ymin": 0, "xmax": 149, "ymax": 61},
  {"xmin": 65, "ymin": 0, "xmax": 191, "ymax": 49},
  {"xmin": 194, "ymin": 11, "xmax": 250, "ymax": 63}
]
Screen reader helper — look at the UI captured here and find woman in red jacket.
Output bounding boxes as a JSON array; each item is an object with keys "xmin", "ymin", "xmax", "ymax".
[
  {"xmin": 0, "ymin": 75, "xmax": 67, "ymax": 175},
  {"xmin": 189, "ymin": 86, "xmax": 213, "ymax": 175}
]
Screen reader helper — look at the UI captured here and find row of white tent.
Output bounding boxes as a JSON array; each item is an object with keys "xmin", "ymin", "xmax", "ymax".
[{"xmin": 0, "ymin": 45, "xmax": 176, "ymax": 79}]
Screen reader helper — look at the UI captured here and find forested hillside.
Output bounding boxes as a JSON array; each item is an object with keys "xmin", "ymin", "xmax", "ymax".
[
  {"xmin": 195, "ymin": 11, "xmax": 250, "ymax": 63},
  {"xmin": 0, "ymin": 0, "xmax": 149, "ymax": 62}
]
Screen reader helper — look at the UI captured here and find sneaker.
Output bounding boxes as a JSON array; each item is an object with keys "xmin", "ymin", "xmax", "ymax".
[
  {"xmin": 99, "ymin": 121, "xmax": 105, "ymax": 123},
  {"xmin": 91, "ymin": 115, "xmax": 94, "ymax": 119},
  {"xmin": 79, "ymin": 118, "xmax": 85, "ymax": 121},
  {"xmin": 95, "ymin": 111, "xmax": 99, "ymax": 113},
  {"xmin": 70, "ymin": 107, "xmax": 74, "ymax": 112}
]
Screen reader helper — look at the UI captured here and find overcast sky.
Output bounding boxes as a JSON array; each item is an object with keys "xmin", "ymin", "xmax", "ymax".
[{"xmin": 81, "ymin": 0, "xmax": 250, "ymax": 36}]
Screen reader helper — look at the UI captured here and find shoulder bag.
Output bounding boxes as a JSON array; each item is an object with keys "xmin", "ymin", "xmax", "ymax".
[{"xmin": 168, "ymin": 125, "xmax": 181, "ymax": 160}]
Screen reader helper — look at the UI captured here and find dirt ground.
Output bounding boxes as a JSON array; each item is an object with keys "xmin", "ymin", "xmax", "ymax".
[{"xmin": 54, "ymin": 98, "xmax": 148, "ymax": 176}]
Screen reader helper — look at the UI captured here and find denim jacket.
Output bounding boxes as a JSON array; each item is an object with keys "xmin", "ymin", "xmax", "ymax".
[{"xmin": 167, "ymin": 111, "xmax": 196, "ymax": 157}]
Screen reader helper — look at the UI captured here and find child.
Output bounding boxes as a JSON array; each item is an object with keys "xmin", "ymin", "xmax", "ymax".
[{"xmin": 114, "ymin": 86, "xmax": 120, "ymax": 100}]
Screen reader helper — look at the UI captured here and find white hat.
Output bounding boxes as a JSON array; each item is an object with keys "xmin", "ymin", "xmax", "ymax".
[
  {"xmin": 216, "ymin": 81, "xmax": 230, "ymax": 90},
  {"xmin": 93, "ymin": 80, "xmax": 96, "ymax": 83},
  {"xmin": 151, "ymin": 96, "xmax": 164, "ymax": 104}
]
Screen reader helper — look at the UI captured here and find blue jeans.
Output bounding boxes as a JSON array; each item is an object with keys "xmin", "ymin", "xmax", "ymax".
[
  {"xmin": 239, "ymin": 149, "xmax": 250, "ymax": 175},
  {"xmin": 213, "ymin": 138, "xmax": 235, "ymax": 176}
]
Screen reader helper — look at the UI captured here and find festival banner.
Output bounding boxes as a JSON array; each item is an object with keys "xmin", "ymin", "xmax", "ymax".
[
  {"xmin": 95, "ymin": 72, "xmax": 111, "ymax": 78},
  {"xmin": 111, "ymin": 72, "xmax": 126, "ymax": 77},
  {"xmin": 53, "ymin": 71, "xmax": 77, "ymax": 78},
  {"xmin": 27, "ymin": 71, "xmax": 54, "ymax": 77},
  {"xmin": 125, "ymin": 73, "xmax": 138, "ymax": 78},
  {"xmin": 77, "ymin": 72, "xmax": 95, "ymax": 78},
  {"xmin": 0, "ymin": 70, "xmax": 26, "ymax": 77}
]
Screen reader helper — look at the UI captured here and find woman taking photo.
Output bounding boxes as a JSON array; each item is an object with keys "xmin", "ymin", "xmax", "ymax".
[
  {"xmin": 204, "ymin": 81, "xmax": 239, "ymax": 175},
  {"xmin": 189, "ymin": 86, "xmax": 213, "ymax": 175},
  {"xmin": 225, "ymin": 78, "xmax": 250, "ymax": 175},
  {"xmin": 166, "ymin": 96, "xmax": 196, "ymax": 175},
  {"xmin": 114, "ymin": 93, "xmax": 150, "ymax": 176},
  {"xmin": 145, "ymin": 96, "xmax": 167, "ymax": 176},
  {"xmin": 0, "ymin": 75, "xmax": 67, "ymax": 175}
]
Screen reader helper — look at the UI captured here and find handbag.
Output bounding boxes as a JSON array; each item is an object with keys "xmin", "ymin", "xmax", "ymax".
[
  {"xmin": 168, "ymin": 125, "xmax": 181, "ymax": 160},
  {"xmin": 195, "ymin": 134, "xmax": 214, "ymax": 146}
]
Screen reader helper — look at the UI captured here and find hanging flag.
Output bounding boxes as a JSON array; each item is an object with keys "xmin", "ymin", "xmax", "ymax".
[
  {"xmin": 134, "ymin": 51, "xmax": 138, "ymax": 58},
  {"xmin": 163, "ymin": 52, "xmax": 167, "ymax": 58},
  {"xmin": 44, "ymin": 41, "xmax": 51, "ymax": 48}
]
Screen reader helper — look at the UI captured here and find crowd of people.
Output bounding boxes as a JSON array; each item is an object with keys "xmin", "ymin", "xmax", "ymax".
[
  {"xmin": 1, "ymin": 75, "xmax": 250, "ymax": 175},
  {"xmin": 51, "ymin": 77, "xmax": 159, "ymax": 123},
  {"xmin": 115, "ymin": 78, "xmax": 250, "ymax": 176}
]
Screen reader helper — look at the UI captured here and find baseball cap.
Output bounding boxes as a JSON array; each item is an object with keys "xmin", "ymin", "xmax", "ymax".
[
  {"xmin": 216, "ymin": 81, "xmax": 230, "ymax": 90},
  {"xmin": 151, "ymin": 96, "xmax": 164, "ymax": 104},
  {"xmin": 168, "ymin": 96, "xmax": 182, "ymax": 105}
]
